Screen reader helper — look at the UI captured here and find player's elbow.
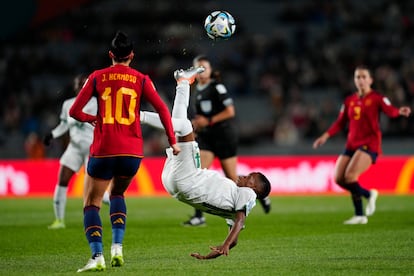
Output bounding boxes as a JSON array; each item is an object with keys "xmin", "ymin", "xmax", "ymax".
[
  {"xmin": 175, "ymin": 118, "xmax": 193, "ymax": 137},
  {"xmin": 69, "ymin": 107, "xmax": 84, "ymax": 122},
  {"xmin": 69, "ymin": 107, "xmax": 78, "ymax": 120}
]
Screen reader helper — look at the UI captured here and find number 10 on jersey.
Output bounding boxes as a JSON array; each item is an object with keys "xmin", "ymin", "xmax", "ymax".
[{"xmin": 102, "ymin": 87, "xmax": 137, "ymax": 125}]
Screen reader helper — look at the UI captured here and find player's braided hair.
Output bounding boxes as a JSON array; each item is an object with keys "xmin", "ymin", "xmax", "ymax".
[
  {"xmin": 110, "ymin": 31, "xmax": 133, "ymax": 62},
  {"xmin": 256, "ymin": 172, "xmax": 271, "ymax": 199}
]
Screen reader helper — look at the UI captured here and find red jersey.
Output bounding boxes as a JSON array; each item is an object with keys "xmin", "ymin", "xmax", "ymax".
[
  {"xmin": 69, "ymin": 64, "xmax": 176, "ymax": 157},
  {"xmin": 327, "ymin": 90, "xmax": 400, "ymax": 154}
]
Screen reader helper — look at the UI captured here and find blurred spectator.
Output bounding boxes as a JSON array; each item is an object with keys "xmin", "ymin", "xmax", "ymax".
[
  {"xmin": 273, "ymin": 116, "xmax": 299, "ymax": 146},
  {"xmin": 24, "ymin": 132, "xmax": 45, "ymax": 159}
]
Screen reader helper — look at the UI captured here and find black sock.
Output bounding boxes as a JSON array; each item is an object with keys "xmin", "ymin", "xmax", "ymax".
[
  {"xmin": 359, "ymin": 184, "xmax": 371, "ymax": 199},
  {"xmin": 350, "ymin": 181, "xmax": 370, "ymax": 198},
  {"xmin": 194, "ymin": 209, "xmax": 203, "ymax": 218},
  {"xmin": 347, "ymin": 182, "xmax": 363, "ymax": 216}
]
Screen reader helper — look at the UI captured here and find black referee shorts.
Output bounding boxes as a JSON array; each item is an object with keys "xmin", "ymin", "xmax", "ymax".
[{"xmin": 196, "ymin": 124, "xmax": 238, "ymax": 159}]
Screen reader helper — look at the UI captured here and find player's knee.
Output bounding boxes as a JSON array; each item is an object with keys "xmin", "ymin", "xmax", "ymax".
[
  {"xmin": 110, "ymin": 184, "xmax": 126, "ymax": 196},
  {"xmin": 344, "ymin": 172, "xmax": 358, "ymax": 183},
  {"xmin": 84, "ymin": 196, "xmax": 103, "ymax": 208},
  {"xmin": 175, "ymin": 119, "xmax": 193, "ymax": 136},
  {"xmin": 58, "ymin": 180, "xmax": 70, "ymax": 187},
  {"xmin": 334, "ymin": 176, "xmax": 345, "ymax": 186}
]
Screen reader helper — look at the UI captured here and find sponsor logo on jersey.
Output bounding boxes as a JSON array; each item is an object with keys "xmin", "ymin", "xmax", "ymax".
[{"xmin": 200, "ymin": 100, "xmax": 212, "ymax": 113}]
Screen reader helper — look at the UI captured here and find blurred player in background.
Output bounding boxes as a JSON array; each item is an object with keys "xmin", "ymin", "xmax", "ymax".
[
  {"xmin": 183, "ymin": 55, "xmax": 271, "ymax": 227},
  {"xmin": 141, "ymin": 66, "xmax": 271, "ymax": 259},
  {"xmin": 70, "ymin": 31, "xmax": 179, "ymax": 272},
  {"xmin": 44, "ymin": 74, "xmax": 109, "ymax": 230},
  {"xmin": 25, "ymin": 132, "xmax": 45, "ymax": 159},
  {"xmin": 313, "ymin": 65, "xmax": 411, "ymax": 225}
]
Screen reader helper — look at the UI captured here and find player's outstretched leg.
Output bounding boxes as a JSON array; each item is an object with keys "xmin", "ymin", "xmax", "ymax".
[
  {"xmin": 174, "ymin": 66, "xmax": 208, "ymax": 227},
  {"xmin": 174, "ymin": 66, "xmax": 205, "ymax": 85},
  {"xmin": 171, "ymin": 66, "xmax": 204, "ymax": 137},
  {"xmin": 172, "ymin": 66, "xmax": 204, "ymax": 121},
  {"xmin": 140, "ymin": 66, "xmax": 204, "ymax": 136}
]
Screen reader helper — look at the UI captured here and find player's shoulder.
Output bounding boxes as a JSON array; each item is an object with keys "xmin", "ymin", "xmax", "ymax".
[
  {"xmin": 369, "ymin": 90, "xmax": 385, "ymax": 98},
  {"xmin": 120, "ymin": 65, "xmax": 146, "ymax": 77},
  {"xmin": 213, "ymin": 82, "xmax": 228, "ymax": 94},
  {"xmin": 90, "ymin": 68, "xmax": 106, "ymax": 77},
  {"xmin": 237, "ymin": 187, "xmax": 258, "ymax": 207},
  {"xmin": 343, "ymin": 92, "xmax": 356, "ymax": 103},
  {"xmin": 367, "ymin": 90, "xmax": 390, "ymax": 103},
  {"xmin": 124, "ymin": 67, "xmax": 151, "ymax": 84}
]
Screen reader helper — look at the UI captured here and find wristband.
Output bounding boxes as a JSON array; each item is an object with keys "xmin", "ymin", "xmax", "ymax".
[{"xmin": 208, "ymin": 117, "xmax": 214, "ymax": 126}]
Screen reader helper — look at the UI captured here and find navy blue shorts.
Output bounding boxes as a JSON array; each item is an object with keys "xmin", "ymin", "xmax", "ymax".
[
  {"xmin": 87, "ymin": 156, "xmax": 142, "ymax": 180},
  {"xmin": 343, "ymin": 147, "xmax": 378, "ymax": 164}
]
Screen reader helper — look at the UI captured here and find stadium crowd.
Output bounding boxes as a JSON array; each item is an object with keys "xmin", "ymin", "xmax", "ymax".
[{"xmin": 0, "ymin": 0, "xmax": 413, "ymax": 158}]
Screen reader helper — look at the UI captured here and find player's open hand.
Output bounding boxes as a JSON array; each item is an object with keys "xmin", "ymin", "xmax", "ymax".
[
  {"xmin": 190, "ymin": 245, "xmax": 225, "ymax": 260},
  {"xmin": 313, "ymin": 138, "xmax": 325, "ymax": 149},
  {"xmin": 210, "ymin": 245, "xmax": 230, "ymax": 256},
  {"xmin": 313, "ymin": 133, "xmax": 330, "ymax": 149},
  {"xmin": 190, "ymin": 251, "xmax": 221, "ymax": 260}
]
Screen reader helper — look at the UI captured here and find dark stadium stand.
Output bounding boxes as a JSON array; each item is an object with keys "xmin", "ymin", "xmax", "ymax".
[{"xmin": 0, "ymin": 0, "xmax": 413, "ymax": 158}]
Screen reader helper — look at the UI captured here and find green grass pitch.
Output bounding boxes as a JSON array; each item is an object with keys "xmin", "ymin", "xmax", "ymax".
[{"xmin": 0, "ymin": 195, "xmax": 413, "ymax": 275}]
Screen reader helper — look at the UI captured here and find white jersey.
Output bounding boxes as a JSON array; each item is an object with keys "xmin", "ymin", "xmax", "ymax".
[
  {"xmin": 51, "ymin": 97, "xmax": 97, "ymax": 152},
  {"xmin": 51, "ymin": 96, "xmax": 97, "ymax": 172},
  {"xmin": 162, "ymin": 142, "xmax": 256, "ymax": 222}
]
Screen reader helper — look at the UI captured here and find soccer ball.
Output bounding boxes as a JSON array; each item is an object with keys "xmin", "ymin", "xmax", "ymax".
[{"xmin": 204, "ymin": 11, "xmax": 236, "ymax": 40}]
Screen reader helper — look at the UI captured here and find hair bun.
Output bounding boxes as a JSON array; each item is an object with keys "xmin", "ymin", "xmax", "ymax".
[{"xmin": 111, "ymin": 31, "xmax": 133, "ymax": 58}]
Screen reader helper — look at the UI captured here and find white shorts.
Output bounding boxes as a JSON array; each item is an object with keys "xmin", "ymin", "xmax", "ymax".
[
  {"xmin": 59, "ymin": 143, "xmax": 89, "ymax": 172},
  {"xmin": 161, "ymin": 141, "xmax": 251, "ymax": 221},
  {"xmin": 161, "ymin": 141, "xmax": 200, "ymax": 197}
]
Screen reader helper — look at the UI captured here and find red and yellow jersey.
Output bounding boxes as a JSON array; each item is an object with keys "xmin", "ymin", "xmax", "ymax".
[
  {"xmin": 327, "ymin": 90, "xmax": 400, "ymax": 154},
  {"xmin": 70, "ymin": 64, "xmax": 176, "ymax": 157}
]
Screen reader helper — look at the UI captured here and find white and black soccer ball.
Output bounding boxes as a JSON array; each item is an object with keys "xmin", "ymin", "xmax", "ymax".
[{"xmin": 204, "ymin": 11, "xmax": 236, "ymax": 40}]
